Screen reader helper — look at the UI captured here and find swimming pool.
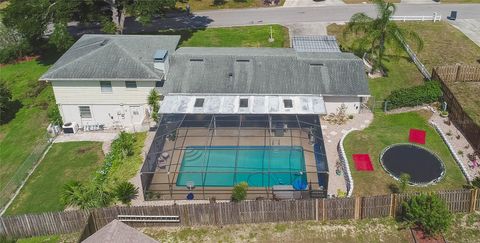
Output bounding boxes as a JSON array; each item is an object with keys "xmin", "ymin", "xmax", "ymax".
[{"xmin": 176, "ymin": 146, "xmax": 307, "ymax": 187}]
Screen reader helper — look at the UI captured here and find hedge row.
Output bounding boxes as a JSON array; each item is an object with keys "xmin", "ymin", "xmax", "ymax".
[{"xmin": 386, "ymin": 81, "xmax": 443, "ymax": 110}]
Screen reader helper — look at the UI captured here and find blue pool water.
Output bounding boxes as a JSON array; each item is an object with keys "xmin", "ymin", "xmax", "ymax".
[{"xmin": 176, "ymin": 146, "xmax": 307, "ymax": 187}]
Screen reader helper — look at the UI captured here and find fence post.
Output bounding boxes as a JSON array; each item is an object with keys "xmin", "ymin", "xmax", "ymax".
[
  {"xmin": 322, "ymin": 199, "xmax": 326, "ymax": 221},
  {"xmin": 315, "ymin": 199, "xmax": 319, "ymax": 221},
  {"xmin": 470, "ymin": 189, "xmax": 478, "ymax": 213},
  {"xmin": 354, "ymin": 197, "xmax": 361, "ymax": 220},
  {"xmin": 390, "ymin": 194, "xmax": 397, "ymax": 218}
]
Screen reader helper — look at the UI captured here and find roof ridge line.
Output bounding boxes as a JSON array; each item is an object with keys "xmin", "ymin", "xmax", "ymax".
[
  {"xmin": 113, "ymin": 41, "xmax": 162, "ymax": 79},
  {"xmin": 41, "ymin": 38, "xmax": 116, "ymax": 79}
]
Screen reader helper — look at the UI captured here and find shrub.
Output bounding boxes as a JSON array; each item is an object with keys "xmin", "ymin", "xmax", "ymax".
[
  {"xmin": 47, "ymin": 105, "xmax": 63, "ymax": 126},
  {"xmin": 111, "ymin": 131, "xmax": 136, "ymax": 159},
  {"xmin": 231, "ymin": 182, "xmax": 248, "ymax": 202},
  {"xmin": 472, "ymin": 176, "xmax": 480, "ymax": 188},
  {"xmin": 402, "ymin": 194, "xmax": 452, "ymax": 236},
  {"xmin": 113, "ymin": 181, "xmax": 139, "ymax": 206},
  {"xmin": 60, "ymin": 181, "xmax": 113, "ymax": 209},
  {"xmin": 386, "ymin": 81, "xmax": 442, "ymax": 110},
  {"xmin": 399, "ymin": 173, "xmax": 410, "ymax": 193},
  {"xmin": 147, "ymin": 89, "xmax": 160, "ymax": 123},
  {"xmin": 213, "ymin": 0, "xmax": 226, "ymax": 5},
  {"xmin": 0, "ymin": 83, "xmax": 12, "ymax": 123}
]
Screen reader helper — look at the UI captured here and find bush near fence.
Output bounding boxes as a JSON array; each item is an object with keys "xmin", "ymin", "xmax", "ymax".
[
  {"xmin": 385, "ymin": 81, "xmax": 442, "ymax": 111},
  {"xmin": 0, "ymin": 189, "xmax": 478, "ymax": 240},
  {"xmin": 432, "ymin": 65, "xmax": 480, "ymax": 152}
]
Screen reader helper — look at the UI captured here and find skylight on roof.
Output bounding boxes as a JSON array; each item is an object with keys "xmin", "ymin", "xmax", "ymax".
[
  {"xmin": 239, "ymin": 98, "xmax": 249, "ymax": 108},
  {"xmin": 194, "ymin": 98, "xmax": 205, "ymax": 108},
  {"xmin": 283, "ymin": 99, "xmax": 293, "ymax": 108}
]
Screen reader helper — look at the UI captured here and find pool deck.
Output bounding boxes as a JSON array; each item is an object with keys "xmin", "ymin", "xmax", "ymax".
[{"xmin": 148, "ymin": 127, "xmax": 320, "ymax": 200}]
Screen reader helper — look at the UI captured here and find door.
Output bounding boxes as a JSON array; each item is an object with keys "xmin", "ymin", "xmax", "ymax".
[{"xmin": 130, "ymin": 106, "xmax": 142, "ymax": 124}]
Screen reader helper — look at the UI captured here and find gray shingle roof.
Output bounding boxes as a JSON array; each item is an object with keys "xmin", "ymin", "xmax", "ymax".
[
  {"xmin": 40, "ymin": 34, "xmax": 180, "ymax": 81},
  {"xmin": 165, "ymin": 47, "xmax": 369, "ymax": 96},
  {"xmin": 293, "ymin": 36, "xmax": 341, "ymax": 52},
  {"xmin": 82, "ymin": 220, "xmax": 158, "ymax": 243}
]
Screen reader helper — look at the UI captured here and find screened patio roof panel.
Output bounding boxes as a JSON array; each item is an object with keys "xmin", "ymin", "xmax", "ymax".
[{"xmin": 159, "ymin": 95, "xmax": 327, "ymax": 114}]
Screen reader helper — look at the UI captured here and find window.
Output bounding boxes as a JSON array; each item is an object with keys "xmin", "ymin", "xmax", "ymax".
[
  {"xmin": 239, "ymin": 98, "xmax": 249, "ymax": 108},
  {"xmin": 283, "ymin": 99, "xmax": 293, "ymax": 108},
  {"xmin": 125, "ymin": 81, "xmax": 137, "ymax": 88},
  {"xmin": 79, "ymin": 106, "xmax": 92, "ymax": 118},
  {"xmin": 155, "ymin": 80, "xmax": 165, "ymax": 88},
  {"xmin": 194, "ymin": 98, "xmax": 205, "ymax": 108},
  {"xmin": 100, "ymin": 81, "xmax": 112, "ymax": 93}
]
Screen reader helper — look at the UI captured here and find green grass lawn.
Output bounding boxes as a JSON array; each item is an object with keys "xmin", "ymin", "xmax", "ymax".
[
  {"xmin": 0, "ymin": 61, "xmax": 53, "ymax": 193},
  {"xmin": 343, "ymin": 111, "xmax": 466, "ymax": 196},
  {"xmin": 327, "ymin": 21, "xmax": 480, "ymax": 110},
  {"xmin": 159, "ymin": 25, "xmax": 289, "ymax": 48},
  {"xmin": 4, "ymin": 142, "xmax": 104, "ymax": 215}
]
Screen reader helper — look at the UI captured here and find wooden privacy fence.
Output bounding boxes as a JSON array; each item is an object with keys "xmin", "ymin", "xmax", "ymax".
[
  {"xmin": 434, "ymin": 65, "xmax": 480, "ymax": 83},
  {"xmin": 1, "ymin": 189, "xmax": 479, "ymax": 239},
  {"xmin": 432, "ymin": 65, "xmax": 480, "ymax": 152}
]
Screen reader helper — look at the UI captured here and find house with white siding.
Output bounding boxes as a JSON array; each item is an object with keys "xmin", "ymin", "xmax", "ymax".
[
  {"xmin": 40, "ymin": 34, "xmax": 369, "ymax": 131},
  {"xmin": 39, "ymin": 34, "xmax": 180, "ymax": 131}
]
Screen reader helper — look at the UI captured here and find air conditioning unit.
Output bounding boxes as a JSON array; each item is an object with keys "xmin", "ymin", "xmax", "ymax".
[{"xmin": 62, "ymin": 122, "xmax": 79, "ymax": 134}]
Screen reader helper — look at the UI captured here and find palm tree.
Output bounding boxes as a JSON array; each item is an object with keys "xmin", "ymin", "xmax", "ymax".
[
  {"xmin": 345, "ymin": 0, "xmax": 423, "ymax": 75},
  {"xmin": 113, "ymin": 181, "xmax": 139, "ymax": 206},
  {"xmin": 61, "ymin": 181, "xmax": 113, "ymax": 209}
]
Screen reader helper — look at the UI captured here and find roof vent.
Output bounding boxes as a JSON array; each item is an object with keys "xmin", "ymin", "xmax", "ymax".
[{"xmin": 190, "ymin": 58, "xmax": 204, "ymax": 62}]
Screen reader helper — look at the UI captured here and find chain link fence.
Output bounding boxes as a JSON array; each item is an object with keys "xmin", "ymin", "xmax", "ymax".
[{"xmin": 0, "ymin": 134, "xmax": 53, "ymax": 214}]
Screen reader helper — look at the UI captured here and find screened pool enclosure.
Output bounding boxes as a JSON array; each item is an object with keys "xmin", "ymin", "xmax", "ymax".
[{"xmin": 140, "ymin": 114, "xmax": 329, "ymax": 200}]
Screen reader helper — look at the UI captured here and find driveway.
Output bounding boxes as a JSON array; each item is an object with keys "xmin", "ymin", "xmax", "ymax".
[{"xmin": 449, "ymin": 19, "xmax": 480, "ymax": 47}]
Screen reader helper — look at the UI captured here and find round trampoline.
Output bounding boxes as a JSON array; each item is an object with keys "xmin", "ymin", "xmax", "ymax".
[{"xmin": 380, "ymin": 144, "xmax": 445, "ymax": 186}]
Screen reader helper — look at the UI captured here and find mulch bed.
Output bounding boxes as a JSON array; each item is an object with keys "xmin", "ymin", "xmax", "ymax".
[
  {"xmin": 0, "ymin": 55, "xmax": 39, "ymax": 67},
  {"xmin": 410, "ymin": 228, "xmax": 446, "ymax": 243}
]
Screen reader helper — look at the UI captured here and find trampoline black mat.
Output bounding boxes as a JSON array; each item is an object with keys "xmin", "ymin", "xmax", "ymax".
[{"xmin": 380, "ymin": 144, "xmax": 445, "ymax": 185}]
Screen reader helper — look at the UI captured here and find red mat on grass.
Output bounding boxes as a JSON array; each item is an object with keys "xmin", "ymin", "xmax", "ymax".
[
  {"xmin": 409, "ymin": 129, "xmax": 426, "ymax": 144},
  {"xmin": 352, "ymin": 154, "xmax": 374, "ymax": 171}
]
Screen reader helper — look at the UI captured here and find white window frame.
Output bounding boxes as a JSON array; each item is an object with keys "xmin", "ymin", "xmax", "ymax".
[
  {"xmin": 100, "ymin": 81, "xmax": 112, "ymax": 93},
  {"xmin": 79, "ymin": 106, "xmax": 92, "ymax": 119},
  {"xmin": 125, "ymin": 81, "xmax": 137, "ymax": 89}
]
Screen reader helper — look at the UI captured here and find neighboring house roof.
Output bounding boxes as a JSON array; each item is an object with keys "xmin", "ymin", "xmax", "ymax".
[
  {"xmin": 292, "ymin": 36, "xmax": 341, "ymax": 53},
  {"xmin": 40, "ymin": 34, "xmax": 180, "ymax": 81},
  {"xmin": 82, "ymin": 220, "xmax": 158, "ymax": 243},
  {"xmin": 165, "ymin": 47, "xmax": 369, "ymax": 96}
]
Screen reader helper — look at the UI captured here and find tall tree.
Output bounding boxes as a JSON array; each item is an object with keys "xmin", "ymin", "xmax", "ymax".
[
  {"xmin": 344, "ymin": 0, "xmax": 423, "ymax": 74},
  {"xmin": 2, "ymin": 0, "xmax": 176, "ymax": 45}
]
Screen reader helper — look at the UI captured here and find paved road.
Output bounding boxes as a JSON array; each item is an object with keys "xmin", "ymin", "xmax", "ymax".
[
  {"xmin": 195, "ymin": 4, "xmax": 480, "ymax": 27},
  {"xmin": 70, "ymin": 3, "xmax": 480, "ymax": 35}
]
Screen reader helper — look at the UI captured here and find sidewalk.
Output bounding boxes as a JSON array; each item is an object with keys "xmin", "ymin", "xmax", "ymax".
[
  {"xmin": 449, "ymin": 19, "xmax": 480, "ymax": 47},
  {"xmin": 283, "ymin": 0, "xmax": 345, "ymax": 8}
]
